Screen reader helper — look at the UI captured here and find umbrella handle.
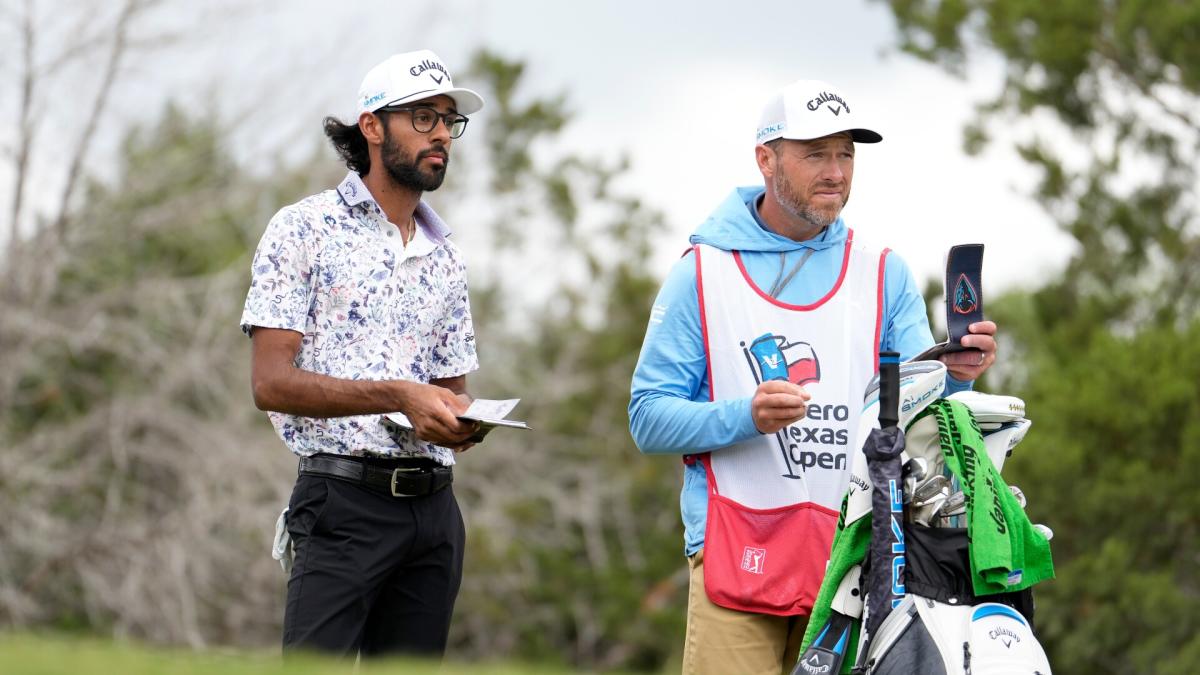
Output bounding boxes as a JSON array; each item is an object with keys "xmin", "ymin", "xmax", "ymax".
[{"xmin": 878, "ymin": 351, "xmax": 900, "ymax": 430}]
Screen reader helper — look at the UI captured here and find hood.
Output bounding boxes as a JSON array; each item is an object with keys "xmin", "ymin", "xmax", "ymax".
[{"xmin": 689, "ymin": 186, "xmax": 849, "ymax": 252}]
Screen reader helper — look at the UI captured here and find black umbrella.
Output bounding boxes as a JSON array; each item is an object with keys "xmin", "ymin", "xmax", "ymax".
[
  {"xmin": 792, "ymin": 352, "xmax": 906, "ymax": 675},
  {"xmin": 860, "ymin": 351, "xmax": 907, "ymax": 652}
]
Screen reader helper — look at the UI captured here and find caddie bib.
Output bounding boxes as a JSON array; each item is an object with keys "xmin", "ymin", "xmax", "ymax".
[{"xmin": 695, "ymin": 233, "xmax": 886, "ymax": 615}]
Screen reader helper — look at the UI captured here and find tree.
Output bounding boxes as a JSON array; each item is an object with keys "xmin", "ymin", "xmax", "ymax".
[
  {"xmin": 881, "ymin": 2, "xmax": 1200, "ymax": 672},
  {"xmin": 0, "ymin": 0, "xmax": 306, "ymax": 646},
  {"xmin": 441, "ymin": 51, "xmax": 685, "ymax": 671},
  {"xmin": 886, "ymin": 0, "xmax": 1199, "ymax": 333},
  {"xmin": 0, "ymin": 105, "xmax": 304, "ymax": 646},
  {"xmin": 1, "ymin": 44, "xmax": 690, "ymax": 669}
]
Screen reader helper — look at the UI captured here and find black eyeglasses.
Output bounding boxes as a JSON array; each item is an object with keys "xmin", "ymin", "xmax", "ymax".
[{"xmin": 377, "ymin": 105, "xmax": 469, "ymax": 138}]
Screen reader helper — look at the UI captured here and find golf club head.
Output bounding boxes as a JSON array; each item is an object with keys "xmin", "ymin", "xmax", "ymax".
[
  {"xmin": 981, "ymin": 419, "xmax": 1032, "ymax": 472},
  {"xmin": 911, "ymin": 492, "xmax": 948, "ymax": 527},
  {"xmin": 901, "ymin": 457, "xmax": 928, "ymax": 503},
  {"xmin": 947, "ymin": 390, "xmax": 1026, "ymax": 424},
  {"xmin": 1009, "ymin": 484, "xmax": 1027, "ymax": 508},
  {"xmin": 845, "ymin": 361, "xmax": 948, "ymax": 527},
  {"xmin": 912, "ymin": 475, "xmax": 950, "ymax": 504},
  {"xmin": 904, "ymin": 457, "xmax": 928, "ymax": 481},
  {"xmin": 933, "ymin": 491, "xmax": 967, "ymax": 527},
  {"xmin": 939, "ymin": 490, "xmax": 966, "ymax": 515},
  {"xmin": 863, "ymin": 360, "xmax": 947, "ymax": 430}
]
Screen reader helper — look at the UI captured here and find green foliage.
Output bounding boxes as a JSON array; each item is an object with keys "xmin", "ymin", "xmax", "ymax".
[
  {"xmin": 1002, "ymin": 321, "xmax": 1200, "ymax": 672},
  {"xmin": 4, "ymin": 47, "xmax": 683, "ymax": 669},
  {"xmin": 59, "ymin": 104, "xmax": 251, "ymax": 300},
  {"xmin": 7, "ymin": 105, "xmax": 253, "ymax": 434},
  {"xmin": 882, "ymin": 1, "xmax": 1200, "ymax": 672},
  {"xmin": 447, "ymin": 50, "xmax": 682, "ymax": 671},
  {"xmin": 0, "ymin": 104, "xmax": 293, "ymax": 648},
  {"xmin": 886, "ymin": 0, "xmax": 1200, "ymax": 329}
]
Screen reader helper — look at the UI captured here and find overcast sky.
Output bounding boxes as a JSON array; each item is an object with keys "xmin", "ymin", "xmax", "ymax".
[
  {"xmin": 231, "ymin": 0, "xmax": 1078, "ymax": 293},
  {"xmin": 6, "ymin": 0, "xmax": 1078, "ymax": 296}
]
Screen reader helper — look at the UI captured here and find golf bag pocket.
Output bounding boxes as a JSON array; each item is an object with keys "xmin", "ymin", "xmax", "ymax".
[
  {"xmin": 702, "ymin": 493, "xmax": 836, "ymax": 616},
  {"xmin": 965, "ymin": 604, "xmax": 1052, "ymax": 674},
  {"xmin": 862, "ymin": 596, "xmax": 951, "ymax": 675},
  {"xmin": 904, "ymin": 524, "xmax": 974, "ymax": 604},
  {"xmin": 866, "ymin": 597, "xmax": 1051, "ymax": 675}
]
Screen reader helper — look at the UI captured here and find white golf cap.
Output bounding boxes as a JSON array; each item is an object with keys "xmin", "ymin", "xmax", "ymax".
[
  {"xmin": 755, "ymin": 79, "xmax": 881, "ymax": 145},
  {"xmin": 356, "ymin": 49, "xmax": 484, "ymax": 117}
]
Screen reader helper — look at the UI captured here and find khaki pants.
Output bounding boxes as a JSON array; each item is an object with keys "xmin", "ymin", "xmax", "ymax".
[{"xmin": 682, "ymin": 550, "xmax": 808, "ymax": 675}]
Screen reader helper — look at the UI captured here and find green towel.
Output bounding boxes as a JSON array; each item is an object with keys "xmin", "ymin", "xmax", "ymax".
[
  {"xmin": 800, "ymin": 506, "xmax": 870, "ymax": 670},
  {"xmin": 921, "ymin": 399, "xmax": 1055, "ymax": 594},
  {"xmin": 800, "ymin": 399, "xmax": 1055, "ymax": 674}
]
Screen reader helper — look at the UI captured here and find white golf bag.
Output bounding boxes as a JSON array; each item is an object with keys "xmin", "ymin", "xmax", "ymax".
[{"xmin": 794, "ymin": 360, "xmax": 1053, "ymax": 675}]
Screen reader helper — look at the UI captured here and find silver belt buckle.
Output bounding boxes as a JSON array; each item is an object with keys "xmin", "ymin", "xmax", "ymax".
[{"xmin": 389, "ymin": 467, "xmax": 420, "ymax": 497}]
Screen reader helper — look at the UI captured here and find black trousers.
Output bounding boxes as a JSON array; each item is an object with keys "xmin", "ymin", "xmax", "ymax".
[{"xmin": 281, "ymin": 470, "xmax": 465, "ymax": 658}]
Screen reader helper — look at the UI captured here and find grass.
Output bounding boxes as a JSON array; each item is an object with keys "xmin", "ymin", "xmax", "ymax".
[{"xmin": 0, "ymin": 633, "xmax": 612, "ymax": 675}]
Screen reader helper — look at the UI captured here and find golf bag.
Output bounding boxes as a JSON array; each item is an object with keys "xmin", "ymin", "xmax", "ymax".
[{"xmin": 793, "ymin": 357, "xmax": 1054, "ymax": 675}]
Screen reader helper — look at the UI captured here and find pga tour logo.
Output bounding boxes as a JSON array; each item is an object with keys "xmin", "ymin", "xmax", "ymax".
[{"xmin": 741, "ymin": 546, "xmax": 766, "ymax": 574}]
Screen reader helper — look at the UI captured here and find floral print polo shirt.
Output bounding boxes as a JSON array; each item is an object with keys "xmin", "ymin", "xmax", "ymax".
[{"xmin": 240, "ymin": 171, "xmax": 477, "ymax": 465}]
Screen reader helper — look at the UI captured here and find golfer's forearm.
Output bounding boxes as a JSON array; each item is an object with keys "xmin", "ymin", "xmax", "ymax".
[
  {"xmin": 253, "ymin": 367, "xmax": 419, "ymax": 418},
  {"xmin": 430, "ymin": 375, "xmax": 469, "ymax": 397},
  {"xmin": 629, "ymin": 393, "xmax": 758, "ymax": 455}
]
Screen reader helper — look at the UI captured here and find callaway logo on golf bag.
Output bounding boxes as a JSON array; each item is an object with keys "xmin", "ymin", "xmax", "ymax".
[{"xmin": 743, "ymin": 333, "xmax": 850, "ymax": 479}]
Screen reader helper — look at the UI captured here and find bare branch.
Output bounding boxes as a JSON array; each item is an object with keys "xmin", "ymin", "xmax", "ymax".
[
  {"xmin": 40, "ymin": 30, "xmax": 117, "ymax": 76},
  {"xmin": 50, "ymin": 0, "xmax": 139, "ymax": 241},
  {"xmin": 5, "ymin": 0, "xmax": 36, "ymax": 273}
]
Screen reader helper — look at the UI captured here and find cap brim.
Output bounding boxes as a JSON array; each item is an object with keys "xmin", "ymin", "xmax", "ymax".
[
  {"xmin": 849, "ymin": 128, "xmax": 882, "ymax": 143},
  {"xmin": 444, "ymin": 88, "xmax": 484, "ymax": 115},
  {"xmin": 766, "ymin": 126, "xmax": 884, "ymax": 145},
  {"xmin": 381, "ymin": 88, "xmax": 484, "ymax": 116}
]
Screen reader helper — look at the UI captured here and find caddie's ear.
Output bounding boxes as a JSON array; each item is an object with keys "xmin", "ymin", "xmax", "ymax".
[
  {"xmin": 755, "ymin": 143, "xmax": 777, "ymax": 179},
  {"xmin": 359, "ymin": 111, "xmax": 386, "ymax": 145}
]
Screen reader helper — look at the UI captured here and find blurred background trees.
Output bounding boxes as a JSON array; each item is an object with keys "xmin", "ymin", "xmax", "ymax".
[
  {"xmin": 1, "ymin": 0, "xmax": 1197, "ymax": 672},
  {"xmin": 437, "ymin": 53, "xmax": 683, "ymax": 671},
  {"xmin": 0, "ymin": 1, "xmax": 684, "ymax": 666},
  {"xmin": 883, "ymin": 1, "xmax": 1199, "ymax": 672}
]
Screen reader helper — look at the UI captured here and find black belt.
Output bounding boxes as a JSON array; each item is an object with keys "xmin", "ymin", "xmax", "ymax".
[{"xmin": 298, "ymin": 454, "xmax": 453, "ymax": 497}]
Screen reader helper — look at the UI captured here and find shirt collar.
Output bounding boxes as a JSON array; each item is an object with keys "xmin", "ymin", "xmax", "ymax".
[
  {"xmin": 403, "ymin": 213, "xmax": 438, "ymax": 258},
  {"xmin": 337, "ymin": 171, "xmax": 372, "ymax": 207},
  {"xmin": 336, "ymin": 171, "xmax": 451, "ymax": 244}
]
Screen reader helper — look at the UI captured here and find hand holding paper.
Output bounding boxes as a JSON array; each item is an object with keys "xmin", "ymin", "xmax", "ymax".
[{"xmin": 386, "ymin": 398, "xmax": 530, "ymax": 445}]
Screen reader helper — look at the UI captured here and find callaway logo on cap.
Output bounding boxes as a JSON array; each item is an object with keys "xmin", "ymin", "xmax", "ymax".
[
  {"xmin": 356, "ymin": 49, "xmax": 485, "ymax": 117},
  {"xmin": 756, "ymin": 79, "xmax": 882, "ymax": 145}
]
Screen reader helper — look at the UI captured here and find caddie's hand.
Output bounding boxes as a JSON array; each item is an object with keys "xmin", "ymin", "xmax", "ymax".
[
  {"xmin": 399, "ymin": 382, "xmax": 479, "ymax": 451},
  {"xmin": 941, "ymin": 320, "xmax": 997, "ymax": 381},
  {"xmin": 751, "ymin": 380, "xmax": 811, "ymax": 435}
]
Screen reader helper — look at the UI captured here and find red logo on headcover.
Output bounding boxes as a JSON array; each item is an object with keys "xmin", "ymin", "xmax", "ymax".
[{"xmin": 953, "ymin": 273, "xmax": 979, "ymax": 315}]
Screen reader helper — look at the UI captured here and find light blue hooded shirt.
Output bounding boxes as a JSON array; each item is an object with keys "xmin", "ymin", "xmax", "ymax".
[{"xmin": 628, "ymin": 186, "xmax": 972, "ymax": 556}]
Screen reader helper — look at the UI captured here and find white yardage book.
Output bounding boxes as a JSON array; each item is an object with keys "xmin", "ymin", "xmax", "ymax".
[{"xmin": 385, "ymin": 398, "xmax": 531, "ymax": 442}]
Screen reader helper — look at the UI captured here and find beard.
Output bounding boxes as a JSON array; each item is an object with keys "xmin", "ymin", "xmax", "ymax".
[
  {"xmin": 380, "ymin": 129, "xmax": 449, "ymax": 192},
  {"xmin": 773, "ymin": 170, "xmax": 847, "ymax": 230}
]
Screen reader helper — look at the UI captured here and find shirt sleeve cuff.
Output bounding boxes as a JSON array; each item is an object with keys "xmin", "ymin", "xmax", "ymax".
[
  {"xmin": 733, "ymin": 397, "xmax": 762, "ymax": 441},
  {"xmin": 944, "ymin": 373, "xmax": 974, "ymax": 395}
]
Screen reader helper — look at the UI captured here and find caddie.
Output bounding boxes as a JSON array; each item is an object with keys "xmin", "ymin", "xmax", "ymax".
[{"xmin": 628, "ymin": 79, "xmax": 998, "ymax": 674}]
